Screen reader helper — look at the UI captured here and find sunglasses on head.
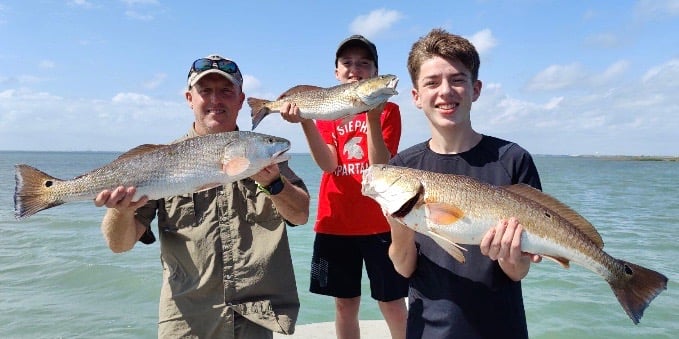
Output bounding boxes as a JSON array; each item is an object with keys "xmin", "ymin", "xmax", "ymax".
[{"xmin": 189, "ymin": 58, "xmax": 240, "ymax": 77}]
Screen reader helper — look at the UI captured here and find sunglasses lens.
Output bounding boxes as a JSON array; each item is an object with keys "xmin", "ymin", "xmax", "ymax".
[
  {"xmin": 192, "ymin": 59, "xmax": 215, "ymax": 72},
  {"xmin": 216, "ymin": 60, "xmax": 238, "ymax": 73},
  {"xmin": 191, "ymin": 58, "xmax": 239, "ymax": 75}
]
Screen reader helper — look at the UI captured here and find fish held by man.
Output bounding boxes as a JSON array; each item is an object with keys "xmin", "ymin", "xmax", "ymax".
[
  {"xmin": 360, "ymin": 164, "xmax": 668, "ymax": 325},
  {"xmin": 14, "ymin": 131, "xmax": 291, "ymax": 220},
  {"xmin": 248, "ymin": 74, "xmax": 398, "ymax": 130}
]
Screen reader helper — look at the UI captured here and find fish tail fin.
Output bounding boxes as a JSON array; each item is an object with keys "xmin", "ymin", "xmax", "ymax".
[
  {"xmin": 609, "ymin": 260, "xmax": 668, "ymax": 324},
  {"xmin": 247, "ymin": 97, "xmax": 272, "ymax": 130},
  {"xmin": 14, "ymin": 164, "xmax": 64, "ymax": 220}
]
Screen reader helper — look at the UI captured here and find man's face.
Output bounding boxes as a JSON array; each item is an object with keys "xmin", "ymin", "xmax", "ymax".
[
  {"xmin": 186, "ymin": 73, "xmax": 245, "ymax": 135},
  {"xmin": 411, "ymin": 55, "xmax": 481, "ymax": 130}
]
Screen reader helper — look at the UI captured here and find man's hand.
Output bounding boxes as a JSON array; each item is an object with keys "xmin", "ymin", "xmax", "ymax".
[
  {"xmin": 94, "ymin": 186, "xmax": 148, "ymax": 212},
  {"xmin": 250, "ymin": 164, "xmax": 282, "ymax": 186}
]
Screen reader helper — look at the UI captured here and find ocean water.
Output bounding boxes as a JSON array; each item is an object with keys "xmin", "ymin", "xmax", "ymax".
[{"xmin": 0, "ymin": 151, "xmax": 677, "ymax": 338}]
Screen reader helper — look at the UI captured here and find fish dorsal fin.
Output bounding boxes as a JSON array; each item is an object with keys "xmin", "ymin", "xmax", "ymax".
[
  {"xmin": 277, "ymin": 85, "xmax": 323, "ymax": 99},
  {"xmin": 504, "ymin": 184, "xmax": 604, "ymax": 248},
  {"xmin": 114, "ymin": 144, "xmax": 167, "ymax": 162}
]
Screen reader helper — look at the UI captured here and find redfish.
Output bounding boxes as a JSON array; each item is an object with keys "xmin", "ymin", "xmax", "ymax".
[
  {"xmin": 14, "ymin": 131, "xmax": 290, "ymax": 219},
  {"xmin": 248, "ymin": 74, "xmax": 398, "ymax": 129},
  {"xmin": 361, "ymin": 164, "xmax": 668, "ymax": 324}
]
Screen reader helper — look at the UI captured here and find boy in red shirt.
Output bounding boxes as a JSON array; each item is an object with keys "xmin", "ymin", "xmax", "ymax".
[{"xmin": 280, "ymin": 35, "xmax": 408, "ymax": 339}]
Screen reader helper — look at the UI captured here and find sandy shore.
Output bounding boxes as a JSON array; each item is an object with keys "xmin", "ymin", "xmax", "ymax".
[{"xmin": 274, "ymin": 320, "xmax": 389, "ymax": 338}]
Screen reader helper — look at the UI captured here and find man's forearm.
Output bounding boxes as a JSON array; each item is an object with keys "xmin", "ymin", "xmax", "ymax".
[
  {"xmin": 101, "ymin": 208, "xmax": 144, "ymax": 253},
  {"xmin": 268, "ymin": 179, "xmax": 310, "ymax": 226}
]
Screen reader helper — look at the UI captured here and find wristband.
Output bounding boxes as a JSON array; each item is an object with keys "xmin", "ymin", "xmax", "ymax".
[{"xmin": 257, "ymin": 176, "xmax": 285, "ymax": 196}]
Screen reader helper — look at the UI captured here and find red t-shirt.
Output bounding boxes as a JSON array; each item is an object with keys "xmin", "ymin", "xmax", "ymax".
[{"xmin": 313, "ymin": 102, "xmax": 401, "ymax": 235}]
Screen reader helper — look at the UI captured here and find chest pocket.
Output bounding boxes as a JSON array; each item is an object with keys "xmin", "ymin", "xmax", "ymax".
[
  {"xmin": 160, "ymin": 189, "xmax": 218, "ymax": 231},
  {"xmin": 236, "ymin": 180, "xmax": 282, "ymax": 226}
]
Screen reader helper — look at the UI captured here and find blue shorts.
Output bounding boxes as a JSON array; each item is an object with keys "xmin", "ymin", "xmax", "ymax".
[{"xmin": 309, "ymin": 232, "xmax": 409, "ymax": 301}]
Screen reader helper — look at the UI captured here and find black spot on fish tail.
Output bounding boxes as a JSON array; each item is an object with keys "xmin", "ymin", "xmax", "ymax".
[
  {"xmin": 608, "ymin": 259, "xmax": 668, "ymax": 324},
  {"xmin": 14, "ymin": 164, "xmax": 65, "ymax": 220}
]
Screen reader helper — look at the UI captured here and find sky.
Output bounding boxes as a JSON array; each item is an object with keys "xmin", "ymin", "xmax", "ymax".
[{"xmin": 1, "ymin": 0, "xmax": 678, "ymax": 156}]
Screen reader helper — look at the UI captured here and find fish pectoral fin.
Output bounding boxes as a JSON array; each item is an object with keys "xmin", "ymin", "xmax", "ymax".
[
  {"xmin": 542, "ymin": 255, "xmax": 571, "ymax": 269},
  {"xmin": 427, "ymin": 229, "xmax": 467, "ymax": 263},
  {"xmin": 221, "ymin": 157, "xmax": 251, "ymax": 176},
  {"xmin": 426, "ymin": 203, "xmax": 464, "ymax": 225}
]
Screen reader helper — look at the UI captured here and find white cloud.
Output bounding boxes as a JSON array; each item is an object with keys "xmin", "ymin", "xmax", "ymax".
[
  {"xmin": 635, "ymin": 0, "xmax": 679, "ymax": 20},
  {"xmin": 111, "ymin": 92, "xmax": 153, "ymax": 104},
  {"xmin": 39, "ymin": 60, "xmax": 56, "ymax": 69},
  {"xmin": 121, "ymin": 0, "xmax": 159, "ymax": 21},
  {"xmin": 584, "ymin": 32, "xmax": 621, "ymax": 48},
  {"xmin": 121, "ymin": 0, "xmax": 159, "ymax": 5},
  {"xmin": 0, "ymin": 88, "xmax": 190, "ymax": 151},
  {"xmin": 125, "ymin": 10, "xmax": 154, "ymax": 21},
  {"xmin": 590, "ymin": 60, "xmax": 629, "ymax": 86},
  {"xmin": 468, "ymin": 29, "xmax": 497, "ymax": 55},
  {"xmin": 143, "ymin": 73, "xmax": 167, "ymax": 90},
  {"xmin": 349, "ymin": 9, "xmax": 403, "ymax": 38},
  {"xmin": 527, "ymin": 60, "xmax": 632, "ymax": 92},
  {"xmin": 68, "ymin": 0, "xmax": 95, "ymax": 9},
  {"xmin": 0, "ymin": 4, "xmax": 6, "ymax": 25},
  {"xmin": 526, "ymin": 63, "xmax": 587, "ymax": 91},
  {"xmin": 471, "ymin": 57, "xmax": 679, "ymax": 155},
  {"xmin": 642, "ymin": 58, "xmax": 679, "ymax": 87},
  {"xmin": 242, "ymin": 74, "xmax": 262, "ymax": 94}
]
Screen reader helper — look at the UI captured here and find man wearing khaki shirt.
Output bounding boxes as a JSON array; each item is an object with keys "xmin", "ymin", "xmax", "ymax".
[{"xmin": 94, "ymin": 54, "xmax": 310, "ymax": 339}]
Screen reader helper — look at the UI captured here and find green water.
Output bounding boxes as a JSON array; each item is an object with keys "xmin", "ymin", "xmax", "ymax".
[{"xmin": 1, "ymin": 152, "xmax": 676, "ymax": 338}]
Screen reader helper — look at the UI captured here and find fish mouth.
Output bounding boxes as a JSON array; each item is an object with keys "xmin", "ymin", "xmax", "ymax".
[
  {"xmin": 383, "ymin": 77, "xmax": 399, "ymax": 95},
  {"xmin": 362, "ymin": 165, "xmax": 422, "ymax": 217},
  {"xmin": 387, "ymin": 77, "xmax": 399, "ymax": 89},
  {"xmin": 271, "ymin": 148, "xmax": 291, "ymax": 164}
]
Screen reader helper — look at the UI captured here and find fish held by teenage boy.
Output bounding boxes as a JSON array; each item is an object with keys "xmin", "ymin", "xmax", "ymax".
[
  {"xmin": 248, "ymin": 74, "xmax": 399, "ymax": 130},
  {"xmin": 360, "ymin": 164, "xmax": 668, "ymax": 325},
  {"xmin": 14, "ymin": 131, "xmax": 291, "ymax": 220}
]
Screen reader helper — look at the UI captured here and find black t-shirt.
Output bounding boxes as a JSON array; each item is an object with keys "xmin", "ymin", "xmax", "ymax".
[{"xmin": 390, "ymin": 135, "xmax": 542, "ymax": 339}]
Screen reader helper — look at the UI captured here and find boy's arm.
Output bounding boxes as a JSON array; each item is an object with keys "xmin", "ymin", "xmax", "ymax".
[
  {"xmin": 365, "ymin": 103, "xmax": 391, "ymax": 165},
  {"xmin": 387, "ymin": 215, "xmax": 418, "ymax": 278}
]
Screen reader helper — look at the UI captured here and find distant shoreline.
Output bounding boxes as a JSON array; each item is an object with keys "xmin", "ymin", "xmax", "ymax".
[{"xmin": 566, "ymin": 155, "xmax": 679, "ymax": 162}]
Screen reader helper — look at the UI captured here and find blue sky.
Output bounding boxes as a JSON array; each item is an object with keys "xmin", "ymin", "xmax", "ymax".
[{"xmin": 1, "ymin": 0, "xmax": 678, "ymax": 156}]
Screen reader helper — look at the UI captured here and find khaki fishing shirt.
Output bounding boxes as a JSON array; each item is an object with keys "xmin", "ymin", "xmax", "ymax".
[{"xmin": 134, "ymin": 128, "xmax": 307, "ymax": 338}]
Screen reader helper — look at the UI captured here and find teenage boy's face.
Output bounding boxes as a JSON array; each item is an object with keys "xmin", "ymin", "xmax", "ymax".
[
  {"xmin": 335, "ymin": 45, "xmax": 377, "ymax": 84},
  {"xmin": 412, "ymin": 56, "xmax": 481, "ymax": 129}
]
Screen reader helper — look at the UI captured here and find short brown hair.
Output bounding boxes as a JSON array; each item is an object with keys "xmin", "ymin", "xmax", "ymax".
[{"xmin": 407, "ymin": 28, "xmax": 480, "ymax": 87}]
